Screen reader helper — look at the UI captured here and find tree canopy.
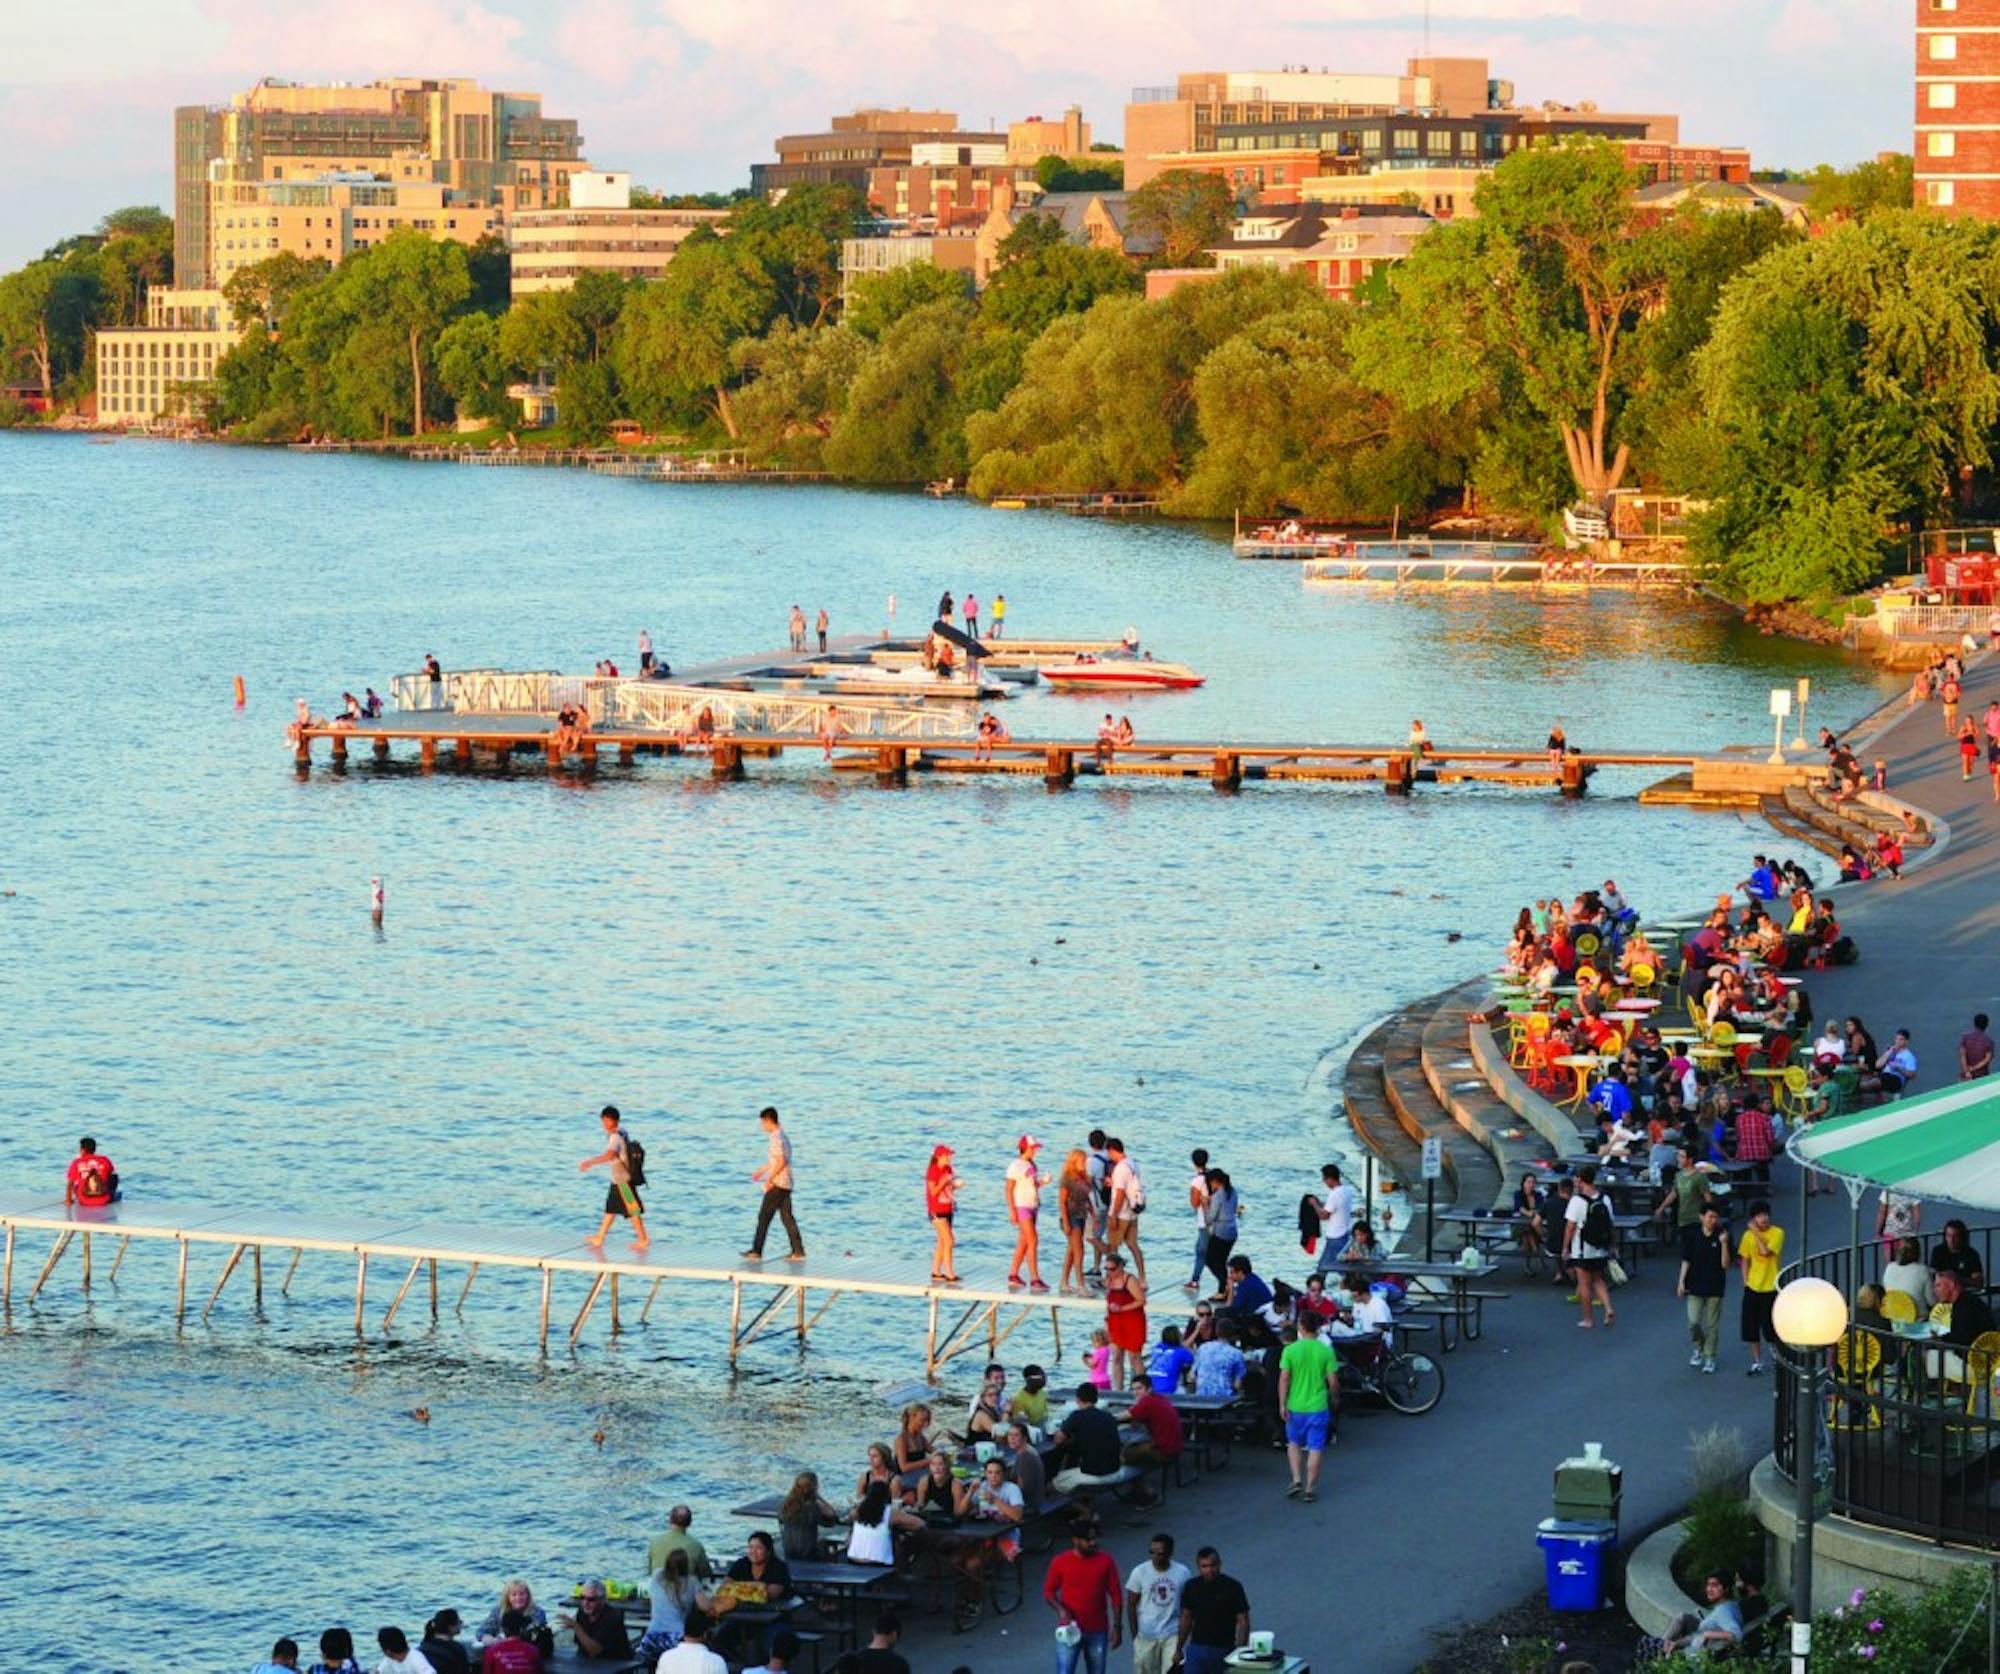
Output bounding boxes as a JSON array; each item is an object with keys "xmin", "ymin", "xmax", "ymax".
[{"xmin": 1126, "ymin": 170, "xmax": 1236, "ymax": 265}]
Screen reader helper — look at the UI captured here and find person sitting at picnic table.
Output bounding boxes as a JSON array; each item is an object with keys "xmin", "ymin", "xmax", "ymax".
[
  {"xmin": 1050, "ymin": 1380, "xmax": 1126, "ymax": 1491},
  {"xmin": 473, "ymin": 1615, "xmax": 542, "ymax": 1674},
  {"xmin": 1006, "ymin": 1363, "xmax": 1051, "ymax": 1430},
  {"xmin": 1293, "ymin": 1272, "xmax": 1338, "ymax": 1324},
  {"xmin": 1220, "ymin": 1255, "xmax": 1274, "ymax": 1327},
  {"xmin": 305, "ymin": 1628, "xmax": 364, "ymax": 1674},
  {"xmin": 1328, "ymin": 1271, "xmax": 1395, "ymax": 1370},
  {"xmin": 963, "ymin": 1361, "xmax": 1008, "ymax": 1442},
  {"xmin": 638, "ymin": 1549, "xmax": 717, "ymax": 1664},
  {"xmin": 777, "ymin": 1471, "xmax": 846, "ymax": 1560},
  {"xmin": 1340, "ymin": 1220, "xmax": 1388, "ymax": 1269},
  {"xmin": 911, "ymin": 1451, "xmax": 962, "ymax": 1522},
  {"xmin": 1004, "ymin": 1421, "xmax": 1048, "ymax": 1512},
  {"xmin": 477, "ymin": 1584, "xmax": 548, "ymax": 1651},
  {"xmin": 1122, "ymin": 1366, "xmax": 1185, "ymax": 1491},
  {"xmin": 557, "ymin": 1583, "xmax": 633, "ymax": 1664},
  {"xmin": 652, "ymin": 1610, "xmax": 727, "ymax": 1674},
  {"xmin": 965, "ymin": 1455, "xmax": 1026, "ymax": 1557},
  {"xmin": 726, "ymin": 1531, "xmax": 794, "ymax": 1600},
  {"xmin": 891, "ymin": 1402, "xmax": 933, "ymax": 1477},
  {"xmin": 1927, "ymin": 1270, "xmax": 1998, "ymax": 1384},
  {"xmin": 1933, "ymin": 1220, "xmax": 1987, "ymax": 1292},
  {"xmin": 1882, "ymin": 1237, "xmax": 1932, "ymax": 1309},
  {"xmin": 1148, "ymin": 1325, "xmax": 1195, "ymax": 1391},
  {"xmin": 1192, "ymin": 1320, "xmax": 1247, "ymax": 1397},
  {"xmin": 418, "ymin": 1612, "xmax": 469, "ymax": 1674},
  {"xmin": 856, "ymin": 1442, "xmax": 898, "ymax": 1503},
  {"xmin": 845, "ymin": 1477, "xmax": 922, "ymax": 1567},
  {"xmin": 1852, "ymin": 1283, "xmax": 1891, "ymax": 1336},
  {"xmin": 1652, "ymin": 1569, "xmax": 1743, "ymax": 1661}
]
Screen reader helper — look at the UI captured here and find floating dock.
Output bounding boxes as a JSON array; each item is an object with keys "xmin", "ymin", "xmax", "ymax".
[{"xmin": 0, "ymin": 1193, "xmax": 1090, "ymax": 1377}]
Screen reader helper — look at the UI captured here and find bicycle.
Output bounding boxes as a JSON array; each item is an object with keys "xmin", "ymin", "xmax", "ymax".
[{"xmin": 1338, "ymin": 1333, "xmax": 1445, "ymax": 1415}]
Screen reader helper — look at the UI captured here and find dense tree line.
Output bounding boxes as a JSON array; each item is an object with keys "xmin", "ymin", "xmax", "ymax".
[{"xmin": 4, "ymin": 146, "xmax": 1993, "ymax": 602}]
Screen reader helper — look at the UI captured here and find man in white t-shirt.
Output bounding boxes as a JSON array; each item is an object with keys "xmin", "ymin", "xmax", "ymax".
[
  {"xmin": 1085, "ymin": 1129, "xmax": 1111, "ymax": 1277},
  {"xmin": 1185, "ymin": 1148, "xmax": 1212, "ymax": 1294},
  {"xmin": 653, "ymin": 1607, "xmax": 727, "ymax": 1673},
  {"xmin": 1005, "ymin": 1135, "xmax": 1050, "ymax": 1292},
  {"xmin": 1563, "ymin": 1163, "xmax": 1616, "ymax": 1329},
  {"xmin": 1313, "ymin": 1163, "xmax": 1356, "ymax": 1271},
  {"xmin": 1125, "ymin": 1533, "xmax": 1193, "ymax": 1674},
  {"xmin": 1107, "ymin": 1137, "xmax": 1146, "ymax": 1281}
]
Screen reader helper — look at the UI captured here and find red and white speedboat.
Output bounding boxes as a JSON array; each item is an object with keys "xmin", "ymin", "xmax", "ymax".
[{"xmin": 1038, "ymin": 652, "xmax": 1206, "ymax": 692}]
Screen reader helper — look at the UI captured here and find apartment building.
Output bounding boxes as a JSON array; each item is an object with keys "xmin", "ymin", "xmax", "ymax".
[
  {"xmin": 174, "ymin": 77, "xmax": 587, "ymax": 286},
  {"xmin": 1007, "ymin": 106, "xmax": 1093, "ymax": 163},
  {"xmin": 752, "ymin": 108, "xmax": 1007, "ymax": 196},
  {"xmin": 207, "ymin": 168, "xmax": 504, "ymax": 288},
  {"xmin": 1146, "ymin": 203, "xmax": 1436, "ymax": 302},
  {"xmin": 1916, "ymin": 0, "xmax": 2000, "ymax": 214},
  {"xmin": 509, "ymin": 172, "xmax": 726, "ymax": 294},
  {"xmin": 96, "ymin": 288, "xmax": 244, "ymax": 426}
]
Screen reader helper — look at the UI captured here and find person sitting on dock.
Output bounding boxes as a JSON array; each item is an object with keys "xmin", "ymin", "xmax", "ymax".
[
  {"xmin": 818, "ymin": 706, "xmax": 845, "ymax": 762},
  {"xmin": 1113, "ymin": 715, "xmax": 1136, "ymax": 751},
  {"xmin": 1096, "ymin": 714, "xmax": 1118, "ymax": 767},
  {"xmin": 974, "ymin": 710, "xmax": 1009, "ymax": 762},
  {"xmin": 65, "ymin": 1136, "xmax": 118, "ymax": 1208},
  {"xmin": 306, "ymin": 1627, "xmax": 365, "ymax": 1674},
  {"xmin": 689, "ymin": 705, "xmax": 717, "ymax": 751},
  {"xmin": 362, "ymin": 688, "xmax": 383, "ymax": 718}
]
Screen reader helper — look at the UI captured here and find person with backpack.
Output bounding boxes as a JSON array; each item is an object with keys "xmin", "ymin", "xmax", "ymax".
[
  {"xmin": 579, "ymin": 1104, "xmax": 648, "ymax": 1250},
  {"xmin": 1563, "ymin": 1164, "xmax": 1617, "ymax": 1330},
  {"xmin": 64, "ymin": 1136, "xmax": 118, "ymax": 1209}
]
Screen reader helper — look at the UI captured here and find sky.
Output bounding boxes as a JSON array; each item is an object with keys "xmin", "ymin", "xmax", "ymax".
[{"xmin": 1, "ymin": 0, "xmax": 1912, "ymax": 272}]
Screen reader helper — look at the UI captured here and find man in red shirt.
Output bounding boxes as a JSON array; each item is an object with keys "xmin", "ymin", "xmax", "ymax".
[
  {"xmin": 1044, "ymin": 1517, "xmax": 1122, "ymax": 1669},
  {"xmin": 1124, "ymin": 1370, "xmax": 1185, "ymax": 1469},
  {"xmin": 1733, "ymin": 1103, "xmax": 1775, "ymax": 1181},
  {"xmin": 64, "ymin": 1137, "xmax": 116, "ymax": 1208},
  {"xmin": 479, "ymin": 1611, "xmax": 547, "ymax": 1674}
]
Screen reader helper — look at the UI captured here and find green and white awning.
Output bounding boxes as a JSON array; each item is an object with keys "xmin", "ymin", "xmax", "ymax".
[{"xmin": 1790, "ymin": 1079, "xmax": 2000, "ymax": 1209}]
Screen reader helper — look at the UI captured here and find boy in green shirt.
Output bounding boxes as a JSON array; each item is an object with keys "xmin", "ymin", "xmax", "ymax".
[{"xmin": 1278, "ymin": 1311, "xmax": 1340, "ymax": 1503}]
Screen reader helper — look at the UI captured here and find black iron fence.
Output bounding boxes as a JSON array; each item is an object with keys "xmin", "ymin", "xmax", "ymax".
[{"xmin": 1775, "ymin": 1227, "xmax": 2000, "ymax": 1550}]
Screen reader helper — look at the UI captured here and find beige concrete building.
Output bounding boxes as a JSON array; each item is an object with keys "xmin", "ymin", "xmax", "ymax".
[
  {"xmin": 509, "ymin": 172, "xmax": 726, "ymax": 294},
  {"xmin": 1007, "ymin": 106, "xmax": 1093, "ymax": 163},
  {"xmin": 208, "ymin": 167, "xmax": 504, "ymax": 288},
  {"xmin": 175, "ymin": 77, "xmax": 587, "ymax": 286},
  {"xmin": 96, "ymin": 288, "xmax": 244, "ymax": 427}
]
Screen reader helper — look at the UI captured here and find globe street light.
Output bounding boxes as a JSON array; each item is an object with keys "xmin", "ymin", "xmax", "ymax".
[{"xmin": 1774, "ymin": 1275, "xmax": 1848, "ymax": 1672}]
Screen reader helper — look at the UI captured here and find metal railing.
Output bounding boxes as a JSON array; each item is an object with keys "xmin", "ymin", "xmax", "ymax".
[
  {"xmin": 1883, "ymin": 605, "xmax": 1985, "ymax": 638},
  {"xmin": 1774, "ymin": 1228, "xmax": 2000, "ymax": 1551},
  {"xmin": 389, "ymin": 670, "xmax": 559, "ymax": 714},
  {"xmin": 594, "ymin": 682, "xmax": 974, "ymax": 740}
]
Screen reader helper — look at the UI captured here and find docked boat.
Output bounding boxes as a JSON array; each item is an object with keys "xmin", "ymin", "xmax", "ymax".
[
  {"xmin": 822, "ymin": 665, "xmax": 1009, "ymax": 701},
  {"xmin": 1038, "ymin": 652, "xmax": 1206, "ymax": 693}
]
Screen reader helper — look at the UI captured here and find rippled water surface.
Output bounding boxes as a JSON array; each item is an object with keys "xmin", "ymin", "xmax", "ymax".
[{"xmin": 0, "ymin": 434, "xmax": 1893, "ymax": 1664}]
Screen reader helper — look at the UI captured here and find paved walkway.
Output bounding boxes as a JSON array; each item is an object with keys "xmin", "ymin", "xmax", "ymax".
[{"xmin": 901, "ymin": 648, "xmax": 2000, "ymax": 1673}]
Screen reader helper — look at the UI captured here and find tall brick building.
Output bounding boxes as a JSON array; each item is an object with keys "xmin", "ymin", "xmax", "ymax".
[{"xmin": 1916, "ymin": 0, "xmax": 2000, "ymax": 214}]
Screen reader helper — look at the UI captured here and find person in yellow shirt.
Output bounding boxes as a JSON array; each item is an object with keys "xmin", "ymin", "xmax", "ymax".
[{"xmin": 1738, "ymin": 1201, "xmax": 1785, "ymax": 1375}]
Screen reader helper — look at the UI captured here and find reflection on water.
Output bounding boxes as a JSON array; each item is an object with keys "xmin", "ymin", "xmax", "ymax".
[{"xmin": 0, "ymin": 435, "xmax": 1895, "ymax": 1653}]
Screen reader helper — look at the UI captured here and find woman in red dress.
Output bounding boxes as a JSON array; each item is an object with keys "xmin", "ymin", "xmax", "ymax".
[{"xmin": 1102, "ymin": 1253, "xmax": 1148, "ymax": 1388}]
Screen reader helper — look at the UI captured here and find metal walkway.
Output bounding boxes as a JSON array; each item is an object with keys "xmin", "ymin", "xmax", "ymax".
[{"xmin": 0, "ymin": 1193, "xmax": 1092, "ymax": 1377}]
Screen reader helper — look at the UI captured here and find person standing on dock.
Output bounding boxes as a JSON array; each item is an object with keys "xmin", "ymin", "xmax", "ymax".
[
  {"xmin": 639, "ymin": 628, "xmax": 654, "ymax": 674},
  {"xmin": 744, "ymin": 1107, "xmax": 804, "ymax": 1262},
  {"xmin": 1547, "ymin": 723, "xmax": 1566, "ymax": 774},
  {"xmin": 1005, "ymin": 1134, "xmax": 1050, "ymax": 1292},
  {"xmin": 927, "ymin": 1143, "xmax": 961, "ymax": 1284},
  {"xmin": 937, "ymin": 590, "xmax": 954, "ymax": 624},
  {"xmin": 1407, "ymin": 718, "xmax": 1429, "ymax": 775},
  {"xmin": 789, "ymin": 606, "xmax": 807, "ymax": 653},
  {"xmin": 989, "ymin": 593, "xmax": 1006, "ymax": 639},
  {"xmin": 580, "ymin": 1105, "xmax": 648, "ymax": 1250},
  {"xmin": 424, "ymin": 653, "xmax": 443, "ymax": 710},
  {"xmin": 962, "ymin": 593, "xmax": 979, "ymax": 641},
  {"xmin": 815, "ymin": 608, "xmax": 828, "ymax": 653},
  {"xmin": 1106, "ymin": 1138, "xmax": 1147, "ymax": 1282}
]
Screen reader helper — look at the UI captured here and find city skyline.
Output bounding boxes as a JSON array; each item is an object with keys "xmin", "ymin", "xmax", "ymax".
[{"xmin": 5, "ymin": 0, "xmax": 1911, "ymax": 270}]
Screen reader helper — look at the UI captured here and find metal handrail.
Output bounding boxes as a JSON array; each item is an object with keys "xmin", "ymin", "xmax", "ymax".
[
  {"xmin": 1773, "ymin": 1230, "xmax": 2000, "ymax": 1551},
  {"xmin": 389, "ymin": 670, "xmax": 558, "ymax": 714},
  {"xmin": 594, "ymin": 681, "xmax": 974, "ymax": 740}
]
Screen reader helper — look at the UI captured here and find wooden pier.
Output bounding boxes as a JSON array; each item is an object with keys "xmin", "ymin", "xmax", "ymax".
[
  {"xmin": 0, "ymin": 1193, "xmax": 1089, "ymax": 1377},
  {"xmin": 292, "ymin": 719, "xmax": 1696, "ymax": 797}
]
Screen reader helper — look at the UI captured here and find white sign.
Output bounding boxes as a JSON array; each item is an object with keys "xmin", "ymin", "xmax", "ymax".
[
  {"xmin": 1421, "ymin": 1138, "xmax": 1443, "ymax": 1180},
  {"xmin": 1768, "ymin": 688, "xmax": 1793, "ymax": 719}
]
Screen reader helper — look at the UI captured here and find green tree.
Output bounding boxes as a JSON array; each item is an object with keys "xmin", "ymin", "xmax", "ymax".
[
  {"xmin": 0, "ymin": 258, "xmax": 99, "ymax": 403},
  {"xmin": 435, "ymin": 311, "xmax": 514, "ymax": 426},
  {"xmin": 994, "ymin": 213, "xmax": 1067, "ymax": 265},
  {"xmin": 824, "ymin": 299, "xmax": 978, "ymax": 482},
  {"xmin": 222, "ymin": 252, "xmax": 332, "ymax": 331},
  {"xmin": 1802, "ymin": 155, "xmax": 1915, "ymax": 225},
  {"xmin": 1691, "ymin": 210, "xmax": 2000, "ymax": 600},
  {"xmin": 725, "ymin": 185, "xmax": 863, "ymax": 326},
  {"xmin": 1034, "ymin": 156, "xmax": 1123, "ymax": 193},
  {"xmin": 1350, "ymin": 138, "xmax": 1668, "ymax": 508},
  {"xmin": 556, "ymin": 359, "xmax": 621, "ymax": 444},
  {"xmin": 730, "ymin": 319, "xmax": 868, "ymax": 459},
  {"xmin": 1126, "ymin": 169, "xmax": 1236, "ymax": 265},
  {"xmin": 341, "ymin": 230, "xmax": 472, "ymax": 435},
  {"xmin": 843, "ymin": 263, "xmax": 972, "ymax": 340},
  {"xmin": 612, "ymin": 236, "xmax": 779, "ymax": 436},
  {"xmin": 499, "ymin": 290, "xmax": 587, "ymax": 376},
  {"xmin": 210, "ymin": 328, "xmax": 286, "ymax": 428},
  {"xmin": 97, "ymin": 206, "xmax": 172, "ymax": 241},
  {"xmin": 464, "ymin": 232, "xmax": 512, "ymax": 315},
  {"xmin": 982, "ymin": 241, "xmax": 1139, "ymax": 336},
  {"xmin": 92, "ymin": 208, "xmax": 174, "ymax": 327}
]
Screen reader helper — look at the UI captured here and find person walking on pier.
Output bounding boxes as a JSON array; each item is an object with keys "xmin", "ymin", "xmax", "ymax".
[
  {"xmin": 1184, "ymin": 1149, "xmax": 1211, "ymax": 1293},
  {"xmin": 1943, "ymin": 671, "xmax": 1963, "ymax": 739},
  {"xmin": 1312, "ymin": 1164, "xmax": 1355, "ymax": 1272},
  {"xmin": 789, "ymin": 606, "xmax": 807, "ymax": 653},
  {"xmin": 639, "ymin": 628, "xmax": 654, "ymax": 674},
  {"xmin": 1677, "ymin": 1202, "xmax": 1730, "ymax": 1374},
  {"xmin": 744, "ymin": 1107, "xmax": 804, "ymax": 1261},
  {"xmin": 1005, "ymin": 1134, "xmax": 1050, "ymax": 1292},
  {"xmin": 580, "ymin": 1106, "xmax": 648, "ymax": 1250},
  {"xmin": 815, "ymin": 608, "xmax": 829, "ymax": 653}
]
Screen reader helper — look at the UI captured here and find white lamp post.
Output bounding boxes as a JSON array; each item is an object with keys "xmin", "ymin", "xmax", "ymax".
[
  {"xmin": 1773, "ymin": 1275, "xmax": 1849, "ymax": 1673},
  {"xmin": 1768, "ymin": 687, "xmax": 1793, "ymax": 766},
  {"xmin": 1793, "ymin": 678, "xmax": 1812, "ymax": 750}
]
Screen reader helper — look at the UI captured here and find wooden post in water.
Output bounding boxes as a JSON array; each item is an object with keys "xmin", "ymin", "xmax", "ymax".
[
  {"xmin": 282, "ymin": 1248, "xmax": 303, "ymax": 1296},
  {"xmin": 204, "ymin": 1243, "xmax": 247, "ymax": 1321},
  {"xmin": 1561, "ymin": 755, "xmax": 1587, "ymax": 800},
  {"xmin": 796, "ymin": 1285, "xmax": 807, "ymax": 1342},
  {"xmin": 875, "ymin": 744, "xmax": 908, "ymax": 785},
  {"xmin": 420, "ymin": 738, "xmax": 437, "ymax": 770},
  {"xmin": 619, "ymin": 742, "xmax": 636, "ymax": 765},
  {"xmin": 330, "ymin": 733, "xmax": 347, "ymax": 765},
  {"xmin": 353, "ymin": 1251, "xmax": 368, "ymax": 1336},
  {"xmin": 29, "ymin": 1231, "xmax": 73, "ymax": 1303},
  {"xmin": 926, "ymin": 1295, "xmax": 939, "ymax": 1380},
  {"xmin": 570, "ymin": 1272, "xmax": 607, "ymax": 1342},
  {"xmin": 81, "ymin": 1232, "xmax": 92, "ymax": 1290},
  {"xmin": 429, "ymin": 1258, "xmax": 438, "ymax": 1321},
  {"xmin": 373, "ymin": 737, "xmax": 390, "ymax": 762},
  {"xmin": 546, "ymin": 739, "xmax": 563, "ymax": 769},
  {"xmin": 539, "ymin": 1268, "xmax": 553, "ymax": 1354},
  {"xmin": 1043, "ymin": 747, "xmax": 1075, "ymax": 790},
  {"xmin": 457, "ymin": 1263, "xmax": 479, "ymax": 1313},
  {"xmin": 609, "ymin": 1273, "xmax": 621, "ymax": 1336},
  {"xmin": 729, "ymin": 1279, "xmax": 744, "ymax": 1365},
  {"xmin": 294, "ymin": 733, "xmax": 311, "ymax": 767},
  {"xmin": 641, "ymin": 1277, "xmax": 663, "ymax": 1323},
  {"xmin": 1384, "ymin": 753, "xmax": 1413, "ymax": 796},
  {"xmin": 3, "ymin": 1222, "xmax": 13, "ymax": 1311},
  {"xmin": 253, "ymin": 1244, "xmax": 262, "ymax": 1307},
  {"xmin": 176, "ymin": 1238, "xmax": 189, "ymax": 1324},
  {"xmin": 712, "ymin": 742, "xmax": 745, "ymax": 782},
  {"xmin": 108, "ymin": 1235, "xmax": 130, "ymax": 1282},
  {"xmin": 1211, "ymin": 750, "xmax": 1242, "ymax": 793}
]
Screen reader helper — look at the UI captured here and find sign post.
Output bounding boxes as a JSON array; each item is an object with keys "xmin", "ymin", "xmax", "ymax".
[
  {"xmin": 1768, "ymin": 688, "xmax": 1792, "ymax": 766},
  {"xmin": 1422, "ymin": 1138, "xmax": 1442, "ymax": 1261},
  {"xmin": 1793, "ymin": 677, "xmax": 1811, "ymax": 749}
]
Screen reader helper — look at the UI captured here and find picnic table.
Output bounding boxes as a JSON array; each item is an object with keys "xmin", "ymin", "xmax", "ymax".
[
  {"xmin": 1337, "ymin": 1256, "xmax": 1500, "ymax": 1348},
  {"xmin": 1097, "ymin": 1387, "xmax": 1246, "ymax": 1471}
]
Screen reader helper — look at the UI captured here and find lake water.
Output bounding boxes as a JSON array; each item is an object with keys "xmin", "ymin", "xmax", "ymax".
[{"xmin": 0, "ymin": 433, "xmax": 1893, "ymax": 1664}]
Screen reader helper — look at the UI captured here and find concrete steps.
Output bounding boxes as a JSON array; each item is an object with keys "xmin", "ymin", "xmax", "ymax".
[
  {"xmin": 1419, "ymin": 986, "xmax": 1556, "ymax": 1207},
  {"xmin": 1802, "ymin": 781, "xmax": 1931, "ymax": 845},
  {"xmin": 1340, "ymin": 1015, "xmax": 1429, "ymax": 1255},
  {"xmin": 1761, "ymin": 794, "xmax": 1845, "ymax": 860},
  {"xmin": 1381, "ymin": 1009, "xmax": 1503, "ymax": 1243}
]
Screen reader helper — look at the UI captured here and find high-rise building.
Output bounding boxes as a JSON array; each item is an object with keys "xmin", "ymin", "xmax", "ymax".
[
  {"xmin": 1916, "ymin": 0, "xmax": 2000, "ymax": 214},
  {"xmin": 173, "ymin": 77, "xmax": 587, "ymax": 286}
]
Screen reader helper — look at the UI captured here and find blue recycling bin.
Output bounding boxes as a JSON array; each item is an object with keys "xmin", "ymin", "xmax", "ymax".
[{"xmin": 1536, "ymin": 1517, "xmax": 1617, "ymax": 1611}]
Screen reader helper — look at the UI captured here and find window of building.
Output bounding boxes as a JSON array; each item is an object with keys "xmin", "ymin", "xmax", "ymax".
[
  {"xmin": 1459, "ymin": 131, "xmax": 1479, "ymax": 154},
  {"xmin": 1427, "ymin": 130, "xmax": 1452, "ymax": 156},
  {"xmin": 1933, "ymin": 34, "xmax": 1958, "ymax": 59},
  {"xmin": 1931, "ymin": 131, "xmax": 1958, "ymax": 157},
  {"xmin": 1935, "ymin": 0, "xmax": 1959, "ymax": 11},
  {"xmin": 1362, "ymin": 128, "xmax": 1383, "ymax": 153},
  {"xmin": 1393, "ymin": 129, "xmax": 1419, "ymax": 156},
  {"xmin": 1931, "ymin": 82, "xmax": 1959, "ymax": 108},
  {"xmin": 1928, "ymin": 180, "xmax": 1958, "ymax": 206}
]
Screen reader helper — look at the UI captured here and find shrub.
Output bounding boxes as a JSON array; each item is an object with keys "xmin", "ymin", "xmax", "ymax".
[{"xmin": 1678, "ymin": 1427, "xmax": 1762, "ymax": 1588}]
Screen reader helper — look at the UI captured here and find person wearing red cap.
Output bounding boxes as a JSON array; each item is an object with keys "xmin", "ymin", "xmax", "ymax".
[
  {"xmin": 927, "ymin": 1143, "xmax": 962, "ymax": 1284},
  {"xmin": 1006, "ymin": 1135, "xmax": 1051, "ymax": 1292}
]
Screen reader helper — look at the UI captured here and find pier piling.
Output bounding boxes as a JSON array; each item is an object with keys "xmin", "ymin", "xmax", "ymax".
[{"xmin": 1043, "ymin": 747, "xmax": 1075, "ymax": 789}]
